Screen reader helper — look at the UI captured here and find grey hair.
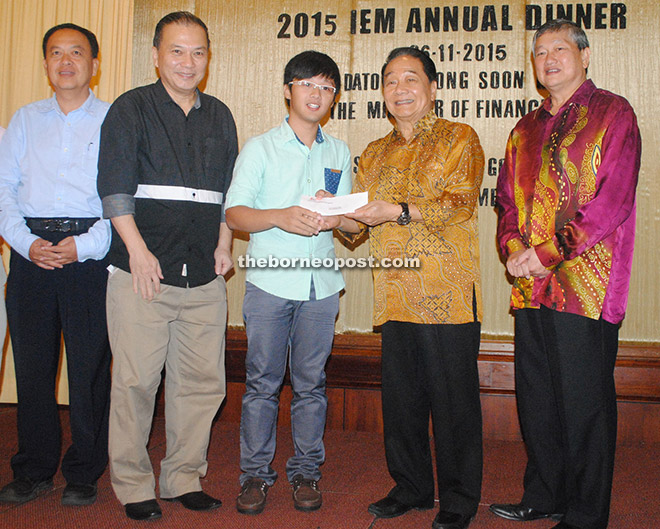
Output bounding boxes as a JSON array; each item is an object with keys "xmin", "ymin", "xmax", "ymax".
[{"xmin": 532, "ymin": 19, "xmax": 590, "ymax": 56}]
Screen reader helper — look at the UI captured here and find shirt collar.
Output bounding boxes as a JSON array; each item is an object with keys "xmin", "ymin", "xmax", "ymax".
[
  {"xmin": 283, "ymin": 116, "xmax": 325, "ymax": 145},
  {"xmin": 154, "ymin": 78, "xmax": 202, "ymax": 110},
  {"xmin": 540, "ymin": 79, "xmax": 596, "ymax": 117},
  {"xmin": 392, "ymin": 109, "xmax": 437, "ymax": 141},
  {"xmin": 36, "ymin": 89, "xmax": 98, "ymax": 115}
]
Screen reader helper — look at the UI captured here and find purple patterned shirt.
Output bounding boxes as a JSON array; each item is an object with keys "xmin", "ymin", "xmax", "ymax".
[{"xmin": 496, "ymin": 80, "xmax": 641, "ymax": 324}]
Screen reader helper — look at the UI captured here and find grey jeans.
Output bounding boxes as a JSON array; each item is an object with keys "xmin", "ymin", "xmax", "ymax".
[{"xmin": 239, "ymin": 280, "xmax": 339, "ymax": 485}]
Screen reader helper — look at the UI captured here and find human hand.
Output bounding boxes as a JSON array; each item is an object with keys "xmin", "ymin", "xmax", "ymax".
[
  {"xmin": 128, "ymin": 246, "xmax": 163, "ymax": 300},
  {"xmin": 49, "ymin": 236, "xmax": 78, "ymax": 265},
  {"xmin": 525, "ymin": 247, "xmax": 551, "ymax": 278},
  {"xmin": 315, "ymin": 189, "xmax": 335, "ymax": 199},
  {"xmin": 506, "ymin": 248, "xmax": 550, "ymax": 279},
  {"xmin": 346, "ymin": 200, "xmax": 400, "ymax": 227},
  {"xmin": 29, "ymin": 238, "xmax": 61, "ymax": 270},
  {"xmin": 506, "ymin": 249, "xmax": 529, "ymax": 278},
  {"xmin": 214, "ymin": 246, "xmax": 233, "ymax": 275},
  {"xmin": 274, "ymin": 206, "xmax": 324, "ymax": 236}
]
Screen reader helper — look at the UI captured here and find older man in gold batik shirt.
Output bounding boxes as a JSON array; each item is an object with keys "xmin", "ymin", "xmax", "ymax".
[
  {"xmin": 359, "ymin": 109, "xmax": 483, "ymax": 327},
  {"xmin": 332, "ymin": 47, "xmax": 484, "ymax": 529}
]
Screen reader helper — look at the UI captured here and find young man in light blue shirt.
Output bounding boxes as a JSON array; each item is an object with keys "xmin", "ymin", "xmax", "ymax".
[{"xmin": 225, "ymin": 50, "xmax": 351, "ymax": 515}]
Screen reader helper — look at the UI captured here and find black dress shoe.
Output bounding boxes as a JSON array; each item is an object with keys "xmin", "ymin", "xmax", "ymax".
[
  {"xmin": 551, "ymin": 522, "xmax": 580, "ymax": 529},
  {"xmin": 62, "ymin": 482, "xmax": 97, "ymax": 506},
  {"xmin": 489, "ymin": 502, "xmax": 563, "ymax": 522},
  {"xmin": 0, "ymin": 477, "xmax": 53, "ymax": 504},
  {"xmin": 368, "ymin": 496, "xmax": 433, "ymax": 518},
  {"xmin": 163, "ymin": 491, "xmax": 222, "ymax": 511},
  {"xmin": 432, "ymin": 510, "xmax": 475, "ymax": 529},
  {"xmin": 125, "ymin": 499, "xmax": 162, "ymax": 521}
]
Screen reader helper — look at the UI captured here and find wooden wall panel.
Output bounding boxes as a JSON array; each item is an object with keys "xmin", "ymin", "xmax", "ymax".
[
  {"xmin": 213, "ymin": 329, "xmax": 660, "ymax": 444},
  {"xmin": 616, "ymin": 401, "xmax": 660, "ymax": 445},
  {"xmin": 481, "ymin": 394, "xmax": 522, "ymax": 442},
  {"xmin": 343, "ymin": 389, "xmax": 384, "ymax": 433}
]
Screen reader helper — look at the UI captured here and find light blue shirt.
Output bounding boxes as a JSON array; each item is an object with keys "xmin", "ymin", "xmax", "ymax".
[
  {"xmin": 226, "ymin": 118, "xmax": 352, "ymax": 300},
  {"xmin": 0, "ymin": 91, "xmax": 111, "ymax": 262},
  {"xmin": 0, "ymin": 126, "xmax": 5, "ymax": 285}
]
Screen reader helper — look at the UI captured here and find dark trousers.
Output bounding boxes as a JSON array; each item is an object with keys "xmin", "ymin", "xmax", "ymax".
[
  {"xmin": 381, "ymin": 320, "xmax": 482, "ymax": 516},
  {"xmin": 6, "ymin": 230, "xmax": 111, "ymax": 485},
  {"xmin": 515, "ymin": 306, "xmax": 619, "ymax": 529}
]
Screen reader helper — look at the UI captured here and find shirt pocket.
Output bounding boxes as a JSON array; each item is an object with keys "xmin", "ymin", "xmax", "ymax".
[
  {"xmin": 82, "ymin": 138, "xmax": 101, "ymax": 179},
  {"xmin": 324, "ymin": 168, "xmax": 342, "ymax": 194}
]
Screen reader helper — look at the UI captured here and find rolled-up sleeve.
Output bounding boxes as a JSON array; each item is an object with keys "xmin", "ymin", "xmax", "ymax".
[{"xmin": 97, "ymin": 96, "xmax": 140, "ymax": 216}]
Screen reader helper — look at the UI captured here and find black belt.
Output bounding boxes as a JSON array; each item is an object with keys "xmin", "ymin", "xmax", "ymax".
[{"xmin": 25, "ymin": 217, "xmax": 99, "ymax": 233}]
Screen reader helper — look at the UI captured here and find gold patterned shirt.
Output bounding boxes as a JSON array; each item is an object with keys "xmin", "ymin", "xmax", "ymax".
[{"xmin": 353, "ymin": 110, "xmax": 484, "ymax": 326}]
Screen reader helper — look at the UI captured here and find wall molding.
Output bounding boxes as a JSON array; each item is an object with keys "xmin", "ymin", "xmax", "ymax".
[
  {"xmin": 226, "ymin": 329, "xmax": 660, "ymax": 401},
  {"xmin": 224, "ymin": 329, "xmax": 660, "ymax": 443}
]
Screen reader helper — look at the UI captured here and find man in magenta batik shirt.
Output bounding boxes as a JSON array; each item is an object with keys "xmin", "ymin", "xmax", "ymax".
[{"xmin": 490, "ymin": 19, "xmax": 641, "ymax": 529}]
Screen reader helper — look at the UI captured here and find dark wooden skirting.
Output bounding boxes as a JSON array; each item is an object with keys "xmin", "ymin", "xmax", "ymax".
[
  {"xmin": 226, "ymin": 329, "xmax": 383, "ymax": 389},
  {"xmin": 226, "ymin": 329, "xmax": 660, "ymax": 399},
  {"xmin": 222, "ymin": 329, "xmax": 660, "ymax": 444}
]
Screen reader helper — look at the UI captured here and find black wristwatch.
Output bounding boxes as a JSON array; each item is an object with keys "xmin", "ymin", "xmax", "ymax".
[{"xmin": 396, "ymin": 202, "xmax": 411, "ymax": 225}]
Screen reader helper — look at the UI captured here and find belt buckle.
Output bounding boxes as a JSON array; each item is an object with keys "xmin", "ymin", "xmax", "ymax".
[{"xmin": 43, "ymin": 219, "xmax": 71, "ymax": 232}]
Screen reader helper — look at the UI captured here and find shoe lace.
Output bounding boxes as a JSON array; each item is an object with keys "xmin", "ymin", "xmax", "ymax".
[
  {"xmin": 292, "ymin": 475, "xmax": 318, "ymax": 491},
  {"xmin": 242, "ymin": 479, "xmax": 267, "ymax": 493}
]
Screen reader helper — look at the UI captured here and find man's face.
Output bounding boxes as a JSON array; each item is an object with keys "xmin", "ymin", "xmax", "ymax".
[
  {"xmin": 152, "ymin": 22, "xmax": 208, "ymax": 101},
  {"xmin": 382, "ymin": 55, "xmax": 436, "ymax": 126},
  {"xmin": 284, "ymin": 74, "xmax": 337, "ymax": 125},
  {"xmin": 43, "ymin": 29, "xmax": 98, "ymax": 95},
  {"xmin": 534, "ymin": 29, "xmax": 590, "ymax": 96}
]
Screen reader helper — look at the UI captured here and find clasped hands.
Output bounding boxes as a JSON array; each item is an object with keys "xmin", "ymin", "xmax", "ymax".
[
  {"xmin": 506, "ymin": 248, "xmax": 551, "ymax": 279},
  {"xmin": 29, "ymin": 237, "xmax": 78, "ymax": 269}
]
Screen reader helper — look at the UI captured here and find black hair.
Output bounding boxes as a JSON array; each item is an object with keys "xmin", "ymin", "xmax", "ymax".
[
  {"xmin": 42, "ymin": 23, "xmax": 99, "ymax": 59},
  {"xmin": 381, "ymin": 47, "xmax": 437, "ymax": 83},
  {"xmin": 153, "ymin": 11, "xmax": 210, "ymax": 49},
  {"xmin": 283, "ymin": 50, "xmax": 341, "ymax": 93}
]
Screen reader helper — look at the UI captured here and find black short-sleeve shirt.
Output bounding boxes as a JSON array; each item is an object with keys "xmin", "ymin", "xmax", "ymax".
[{"xmin": 98, "ymin": 80, "xmax": 238, "ymax": 287}]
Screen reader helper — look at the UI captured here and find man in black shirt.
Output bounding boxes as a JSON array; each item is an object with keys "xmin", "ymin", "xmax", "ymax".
[{"xmin": 97, "ymin": 12, "xmax": 237, "ymax": 521}]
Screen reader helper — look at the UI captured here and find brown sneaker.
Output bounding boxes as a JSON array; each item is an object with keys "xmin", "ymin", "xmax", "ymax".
[
  {"xmin": 236, "ymin": 478, "xmax": 269, "ymax": 514},
  {"xmin": 291, "ymin": 474, "xmax": 322, "ymax": 512}
]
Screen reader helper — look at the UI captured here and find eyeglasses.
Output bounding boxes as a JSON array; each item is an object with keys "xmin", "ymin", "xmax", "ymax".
[{"xmin": 288, "ymin": 80, "xmax": 337, "ymax": 94}]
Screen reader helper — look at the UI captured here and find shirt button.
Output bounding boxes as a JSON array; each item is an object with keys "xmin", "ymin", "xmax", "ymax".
[{"xmin": 307, "ymin": 179, "xmax": 311, "ymax": 183}]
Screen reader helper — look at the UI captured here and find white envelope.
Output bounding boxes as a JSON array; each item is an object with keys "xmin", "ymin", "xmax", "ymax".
[{"xmin": 299, "ymin": 192, "xmax": 368, "ymax": 215}]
